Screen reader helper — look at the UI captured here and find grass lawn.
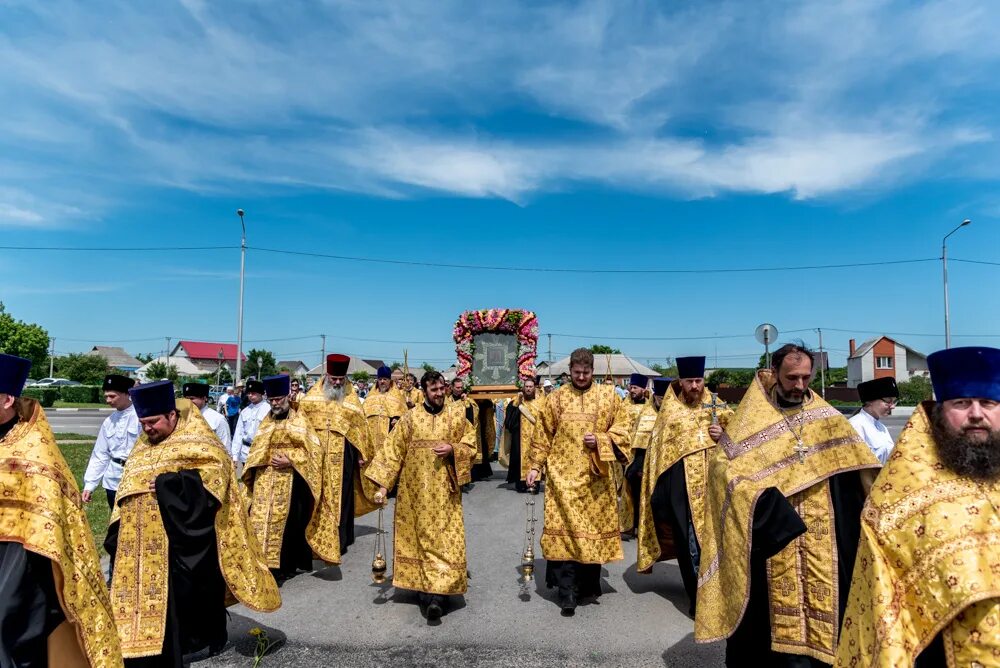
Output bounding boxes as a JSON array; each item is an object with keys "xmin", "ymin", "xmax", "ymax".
[
  {"xmin": 53, "ymin": 401, "xmax": 109, "ymax": 409},
  {"xmin": 56, "ymin": 438, "xmax": 109, "ymax": 554},
  {"xmin": 54, "ymin": 432, "xmax": 97, "ymax": 441}
]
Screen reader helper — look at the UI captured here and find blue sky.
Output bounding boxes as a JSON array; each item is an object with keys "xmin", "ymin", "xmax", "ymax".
[{"xmin": 2, "ymin": 0, "xmax": 999, "ymax": 370}]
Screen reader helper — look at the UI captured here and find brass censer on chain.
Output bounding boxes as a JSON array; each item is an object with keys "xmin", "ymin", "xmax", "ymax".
[
  {"xmin": 520, "ymin": 485, "xmax": 539, "ymax": 582},
  {"xmin": 371, "ymin": 494, "xmax": 389, "ymax": 584}
]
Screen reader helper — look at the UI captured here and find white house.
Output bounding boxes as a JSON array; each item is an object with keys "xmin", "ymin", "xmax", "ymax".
[{"xmin": 847, "ymin": 336, "xmax": 929, "ymax": 388}]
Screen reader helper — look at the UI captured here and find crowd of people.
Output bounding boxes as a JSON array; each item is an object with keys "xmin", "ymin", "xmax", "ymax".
[{"xmin": 0, "ymin": 342, "xmax": 997, "ymax": 667}]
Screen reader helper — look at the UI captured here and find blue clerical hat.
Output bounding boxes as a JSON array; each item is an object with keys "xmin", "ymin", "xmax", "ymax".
[
  {"xmin": 652, "ymin": 377, "xmax": 671, "ymax": 397},
  {"xmin": 927, "ymin": 346, "xmax": 1000, "ymax": 402},
  {"xmin": 0, "ymin": 354, "xmax": 32, "ymax": 397},
  {"xmin": 262, "ymin": 374, "xmax": 290, "ymax": 397},
  {"xmin": 629, "ymin": 373, "xmax": 648, "ymax": 388},
  {"xmin": 377, "ymin": 365, "xmax": 392, "ymax": 379},
  {"xmin": 129, "ymin": 380, "xmax": 176, "ymax": 418},
  {"xmin": 676, "ymin": 356, "xmax": 706, "ymax": 379}
]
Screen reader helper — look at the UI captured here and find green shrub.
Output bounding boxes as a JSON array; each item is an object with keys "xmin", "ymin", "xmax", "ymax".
[
  {"xmin": 60, "ymin": 385, "xmax": 101, "ymax": 403},
  {"xmin": 898, "ymin": 376, "xmax": 933, "ymax": 405},
  {"xmin": 22, "ymin": 387, "xmax": 58, "ymax": 407}
]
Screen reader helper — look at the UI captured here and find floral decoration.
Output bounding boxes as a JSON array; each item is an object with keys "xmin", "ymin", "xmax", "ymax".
[{"xmin": 453, "ymin": 308, "xmax": 539, "ymax": 384}]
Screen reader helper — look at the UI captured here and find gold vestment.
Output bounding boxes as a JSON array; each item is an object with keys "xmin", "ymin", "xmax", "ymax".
[
  {"xmin": 298, "ymin": 379, "xmax": 379, "ymax": 559},
  {"xmin": 362, "ymin": 388, "xmax": 406, "ymax": 455},
  {"xmin": 0, "ymin": 397, "xmax": 122, "ymax": 667},
  {"xmin": 695, "ymin": 371, "xmax": 879, "ymax": 664},
  {"xmin": 366, "ymin": 405, "xmax": 477, "ymax": 594},
  {"xmin": 447, "ymin": 395, "xmax": 482, "ymax": 463},
  {"xmin": 109, "ymin": 399, "xmax": 280, "ymax": 658},
  {"xmin": 637, "ymin": 384, "xmax": 734, "ymax": 573},
  {"xmin": 835, "ymin": 402, "xmax": 1000, "ymax": 668},
  {"xmin": 499, "ymin": 393, "xmax": 547, "ymax": 481},
  {"xmin": 242, "ymin": 409, "xmax": 335, "ymax": 566},
  {"xmin": 528, "ymin": 383, "xmax": 632, "ymax": 564}
]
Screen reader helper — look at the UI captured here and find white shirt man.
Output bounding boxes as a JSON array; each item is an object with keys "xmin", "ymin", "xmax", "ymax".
[
  {"xmin": 849, "ymin": 376, "xmax": 899, "ymax": 465},
  {"xmin": 231, "ymin": 379, "xmax": 269, "ymax": 463},
  {"xmin": 82, "ymin": 374, "xmax": 140, "ymax": 508},
  {"xmin": 183, "ymin": 382, "xmax": 231, "ymax": 450}
]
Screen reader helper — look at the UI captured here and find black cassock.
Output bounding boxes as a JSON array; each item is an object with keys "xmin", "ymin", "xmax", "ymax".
[
  {"xmin": 0, "ymin": 542, "xmax": 66, "ymax": 668},
  {"xmin": 340, "ymin": 439, "xmax": 359, "ymax": 553},
  {"xmin": 106, "ymin": 470, "xmax": 228, "ymax": 668},
  {"xmin": 720, "ymin": 471, "xmax": 868, "ymax": 668},
  {"xmin": 502, "ymin": 402, "xmax": 527, "ymax": 491},
  {"xmin": 649, "ymin": 459, "xmax": 698, "ymax": 614},
  {"xmin": 469, "ymin": 402, "xmax": 494, "ymax": 482},
  {"xmin": 624, "ymin": 447, "xmax": 646, "ymax": 532}
]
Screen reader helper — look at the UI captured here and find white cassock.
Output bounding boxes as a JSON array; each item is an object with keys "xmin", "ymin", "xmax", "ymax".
[
  {"xmin": 231, "ymin": 400, "xmax": 270, "ymax": 462},
  {"xmin": 83, "ymin": 404, "xmax": 140, "ymax": 495},
  {"xmin": 848, "ymin": 409, "xmax": 895, "ymax": 465},
  {"xmin": 200, "ymin": 405, "xmax": 232, "ymax": 451}
]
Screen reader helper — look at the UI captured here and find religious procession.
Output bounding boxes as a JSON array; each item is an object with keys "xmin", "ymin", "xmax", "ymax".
[{"xmin": 1, "ymin": 301, "xmax": 998, "ymax": 668}]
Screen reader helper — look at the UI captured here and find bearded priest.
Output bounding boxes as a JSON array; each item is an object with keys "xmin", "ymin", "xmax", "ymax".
[
  {"xmin": 526, "ymin": 348, "xmax": 633, "ymax": 616},
  {"xmin": 500, "ymin": 374, "xmax": 547, "ymax": 493},
  {"xmin": 0, "ymin": 353, "xmax": 123, "ymax": 667},
  {"xmin": 363, "ymin": 366, "xmax": 407, "ymax": 456},
  {"xmin": 836, "ymin": 347, "xmax": 1000, "ymax": 668},
  {"xmin": 637, "ymin": 359, "xmax": 734, "ymax": 616},
  {"xmin": 243, "ymin": 374, "xmax": 334, "ymax": 581},
  {"xmin": 298, "ymin": 354, "xmax": 379, "ymax": 562},
  {"xmin": 694, "ymin": 344, "xmax": 880, "ymax": 666},
  {"xmin": 622, "ymin": 372, "xmax": 656, "ymax": 536},
  {"xmin": 106, "ymin": 381, "xmax": 280, "ymax": 666},
  {"xmin": 368, "ymin": 371, "xmax": 477, "ymax": 621}
]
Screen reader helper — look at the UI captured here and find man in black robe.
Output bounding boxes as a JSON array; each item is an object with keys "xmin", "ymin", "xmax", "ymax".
[{"xmin": 502, "ymin": 375, "xmax": 546, "ymax": 492}]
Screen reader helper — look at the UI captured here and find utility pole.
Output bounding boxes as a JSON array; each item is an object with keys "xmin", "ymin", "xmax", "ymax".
[
  {"xmin": 49, "ymin": 338, "xmax": 55, "ymax": 377},
  {"xmin": 817, "ymin": 328, "xmax": 826, "ymax": 399},
  {"xmin": 320, "ymin": 334, "xmax": 326, "ymax": 366},
  {"xmin": 236, "ymin": 209, "xmax": 247, "ymax": 384},
  {"xmin": 166, "ymin": 337, "xmax": 171, "ymax": 379},
  {"xmin": 547, "ymin": 333, "xmax": 552, "ymax": 382},
  {"xmin": 942, "ymin": 219, "xmax": 972, "ymax": 348}
]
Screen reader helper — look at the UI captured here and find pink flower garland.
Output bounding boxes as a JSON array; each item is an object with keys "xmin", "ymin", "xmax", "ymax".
[{"xmin": 453, "ymin": 308, "xmax": 539, "ymax": 383}]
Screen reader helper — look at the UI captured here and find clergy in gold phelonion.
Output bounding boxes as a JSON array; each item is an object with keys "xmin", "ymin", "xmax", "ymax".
[{"xmin": 367, "ymin": 370, "xmax": 478, "ymax": 622}]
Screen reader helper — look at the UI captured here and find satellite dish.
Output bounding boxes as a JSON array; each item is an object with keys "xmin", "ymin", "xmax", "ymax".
[{"xmin": 754, "ymin": 323, "xmax": 779, "ymax": 346}]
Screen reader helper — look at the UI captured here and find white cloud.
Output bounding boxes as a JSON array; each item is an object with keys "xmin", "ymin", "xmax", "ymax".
[{"xmin": 0, "ymin": 0, "xmax": 997, "ymax": 209}]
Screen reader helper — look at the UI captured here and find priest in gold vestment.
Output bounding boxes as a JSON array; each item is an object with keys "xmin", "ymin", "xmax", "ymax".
[
  {"xmin": 243, "ymin": 374, "xmax": 335, "ymax": 580},
  {"xmin": 638, "ymin": 359, "xmax": 734, "ymax": 616},
  {"xmin": 526, "ymin": 348, "xmax": 632, "ymax": 616},
  {"xmin": 836, "ymin": 346, "xmax": 1000, "ymax": 668},
  {"xmin": 500, "ymin": 375, "xmax": 546, "ymax": 493},
  {"xmin": 298, "ymin": 354, "xmax": 379, "ymax": 563},
  {"xmin": 695, "ymin": 345, "xmax": 879, "ymax": 667},
  {"xmin": 621, "ymin": 372, "xmax": 653, "ymax": 535},
  {"xmin": 447, "ymin": 377, "xmax": 489, "ymax": 480},
  {"xmin": 0, "ymin": 353, "xmax": 123, "ymax": 668},
  {"xmin": 363, "ymin": 366, "xmax": 406, "ymax": 456},
  {"xmin": 368, "ymin": 370, "xmax": 477, "ymax": 621},
  {"xmin": 107, "ymin": 381, "xmax": 280, "ymax": 667}
]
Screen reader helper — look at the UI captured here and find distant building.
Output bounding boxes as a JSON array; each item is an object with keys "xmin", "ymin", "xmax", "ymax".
[
  {"xmin": 87, "ymin": 346, "xmax": 142, "ymax": 374},
  {"xmin": 277, "ymin": 360, "xmax": 310, "ymax": 376},
  {"xmin": 538, "ymin": 354, "xmax": 658, "ymax": 385},
  {"xmin": 847, "ymin": 336, "xmax": 928, "ymax": 388},
  {"xmin": 307, "ymin": 356, "xmax": 378, "ymax": 380},
  {"xmin": 169, "ymin": 340, "xmax": 247, "ymax": 375}
]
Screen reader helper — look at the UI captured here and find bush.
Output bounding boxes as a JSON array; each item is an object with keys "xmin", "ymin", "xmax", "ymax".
[
  {"xmin": 22, "ymin": 387, "xmax": 58, "ymax": 407},
  {"xmin": 898, "ymin": 376, "xmax": 933, "ymax": 405},
  {"xmin": 60, "ymin": 385, "xmax": 101, "ymax": 404}
]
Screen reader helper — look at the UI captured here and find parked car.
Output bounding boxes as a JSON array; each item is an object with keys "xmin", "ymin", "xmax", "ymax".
[{"xmin": 31, "ymin": 378, "xmax": 81, "ymax": 387}]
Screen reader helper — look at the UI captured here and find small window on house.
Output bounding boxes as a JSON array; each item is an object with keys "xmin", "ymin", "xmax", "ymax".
[{"xmin": 876, "ymin": 356, "xmax": 893, "ymax": 369}]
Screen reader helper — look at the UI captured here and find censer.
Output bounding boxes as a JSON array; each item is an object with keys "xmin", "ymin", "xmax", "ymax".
[
  {"xmin": 520, "ymin": 486, "xmax": 538, "ymax": 582},
  {"xmin": 371, "ymin": 500, "xmax": 388, "ymax": 584}
]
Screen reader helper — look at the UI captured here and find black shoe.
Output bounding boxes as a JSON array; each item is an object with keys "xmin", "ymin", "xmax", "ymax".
[
  {"xmin": 427, "ymin": 602, "xmax": 443, "ymax": 621},
  {"xmin": 558, "ymin": 592, "xmax": 577, "ymax": 616}
]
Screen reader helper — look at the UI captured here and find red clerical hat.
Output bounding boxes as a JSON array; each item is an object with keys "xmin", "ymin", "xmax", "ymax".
[{"xmin": 326, "ymin": 353, "xmax": 350, "ymax": 376}]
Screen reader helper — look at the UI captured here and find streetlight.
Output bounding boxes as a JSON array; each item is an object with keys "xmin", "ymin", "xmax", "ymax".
[
  {"xmin": 942, "ymin": 219, "xmax": 971, "ymax": 349},
  {"xmin": 236, "ymin": 209, "xmax": 247, "ymax": 384}
]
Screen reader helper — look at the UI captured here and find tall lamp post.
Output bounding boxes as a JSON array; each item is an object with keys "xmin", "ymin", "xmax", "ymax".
[
  {"xmin": 236, "ymin": 209, "xmax": 247, "ymax": 384},
  {"xmin": 942, "ymin": 219, "xmax": 971, "ymax": 349}
]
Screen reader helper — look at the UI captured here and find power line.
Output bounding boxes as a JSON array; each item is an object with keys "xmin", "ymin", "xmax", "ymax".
[{"xmin": 0, "ymin": 245, "xmax": 234, "ymax": 252}]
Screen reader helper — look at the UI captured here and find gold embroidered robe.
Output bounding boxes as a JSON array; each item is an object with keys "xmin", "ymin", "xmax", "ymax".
[
  {"xmin": 528, "ymin": 383, "xmax": 633, "ymax": 564},
  {"xmin": 637, "ymin": 384, "xmax": 734, "ymax": 573},
  {"xmin": 391, "ymin": 385, "xmax": 424, "ymax": 409},
  {"xmin": 298, "ymin": 379, "xmax": 379, "ymax": 558},
  {"xmin": 363, "ymin": 388, "xmax": 407, "ymax": 455},
  {"xmin": 109, "ymin": 399, "xmax": 280, "ymax": 658},
  {"xmin": 499, "ymin": 393, "xmax": 547, "ymax": 480},
  {"xmin": 835, "ymin": 402, "xmax": 1000, "ymax": 668},
  {"xmin": 447, "ymin": 395, "xmax": 482, "ymax": 463},
  {"xmin": 242, "ymin": 409, "xmax": 336, "ymax": 566},
  {"xmin": 365, "ymin": 404, "xmax": 477, "ymax": 594},
  {"xmin": 0, "ymin": 397, "xmax": 122, "ymax": 667},
  {"xmin": 618, "ymin": 398, "xmax": 657, "ymax": 533},
  {"xmin": 694, "ymin": 371, "xmax": 879, "ymax": 664}
]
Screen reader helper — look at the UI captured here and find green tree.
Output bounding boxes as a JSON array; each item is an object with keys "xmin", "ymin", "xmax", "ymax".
[
  {"xmin": 54, "ymin": 353, "xmax": 110, "ymax": 384},
  {"xmin": 389, "ymin": 361, "xmax": 402, "ymax": 371},
  {"xmin": 0, "ymin": 303, "xmax": 50, "ymax": 376},
  {"xmin": 897, "ymin": 376, "xmax": 933, "ymax": 405},
  {"xmin": 650, "ymin": 363, "xmax": 678, "ymax": 377},
  {"xmin": 420, "ymin": 362, "xmax": 436, "ymax": 373},
  {"xmin": 810, "ymin": 367, "xmax": 847, "ymax": 390},
  {"xmin": 244, "ymin": 349, "xmax": 277, "ymax": 378},
  {"xmin": 349, "ymin": 371, "xmax": 372, "ymax": 383},
  {"xmin": 135, "ymin": 352, "xmax": 155, "ymax": 364},
  {"xmin": 145, "ymin": 361, "xmax": 178, "ymax": 382},
  {"xmin": 708, "ymin": 368, "xmax": 756, "ymax": 387},
  {"xmin": 589, "ymin": 344, "xmax": 622, "ymax": 355}
]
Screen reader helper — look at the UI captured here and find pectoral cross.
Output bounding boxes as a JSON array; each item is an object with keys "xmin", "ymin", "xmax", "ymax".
[
  {"xmin": 701, "ymin": 392, "xmax": 727, "ymax": 425},
  {"xmin": 793, "ymin": 438, "xmax": 808, "ymax": 463}
]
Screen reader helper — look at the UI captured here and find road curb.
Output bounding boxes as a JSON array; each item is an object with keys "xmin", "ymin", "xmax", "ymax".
[{"xmin": 50, "ymin": 408, "xmax": 113, "ymax": 413}]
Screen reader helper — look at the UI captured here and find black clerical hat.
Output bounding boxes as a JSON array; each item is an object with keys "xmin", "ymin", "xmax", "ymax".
[
  {"xmin": 629, "ymin": 373, "xmax": 648, "ymax": 389},
  {"xmin": 245, "ymin": 379, "xmax": 265, "ymax": 394},
  {"xmin": 0, "ymin": 354, "xmax": 32, "ymax": 397},
  {"xmin": 103, "ymin": 374, "xmax": 135, "ymax": 393},
  {"xmin": 652, "ymin": 377, "xmax": 672, "ymax": 397},
  {"xmin": 182, "ymin": 382, "xmax": 210, "ymax": 399},
  {"xmin": 856, "ymin": 377, "xmax": 898, "ymax": 403},
  {"xmin": 262, "ymin": 374, "xmax": 290, "ymax": 398},
  {"xmin": 676, "ymin": 356, "xmax": 706, "ymax": 379}
]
